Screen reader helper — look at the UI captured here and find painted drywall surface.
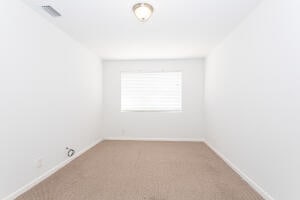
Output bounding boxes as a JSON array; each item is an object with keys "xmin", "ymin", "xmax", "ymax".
[
  {"xmin": 103, "ymin": 59, "xmax": 204, "ymax": 139},
  {"xmin": 0, "ymin": 1, "xmax": 103, "ymax": 199},
  {"xmin": 204, "ymin": 0, "xmax": 300, "ymax": 199},
  {"xmin": 23, "ymin": 0, "xmax": 262, "ymax": 60}
]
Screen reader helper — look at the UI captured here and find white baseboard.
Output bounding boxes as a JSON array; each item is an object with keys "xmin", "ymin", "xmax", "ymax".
[
  {"xmin": 103, "ymin": 137, "xmax": 204, "ymax": 142},
  {"xmin": 204, "ymin": 141, "xmax": 274, "ymax": 200},
  {"xmin": 3, "ymin": 138, "xmax": 103, "ymax": 200}
]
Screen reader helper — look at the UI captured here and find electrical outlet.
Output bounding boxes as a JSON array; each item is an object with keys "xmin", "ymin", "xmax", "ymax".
[
  {"xmin": 36, "ymin": 158, "xmax": 43, "ymax": 169},
  {"xmin": 121, "ymin": 129, "xmax": 125, "ymax": 136}
]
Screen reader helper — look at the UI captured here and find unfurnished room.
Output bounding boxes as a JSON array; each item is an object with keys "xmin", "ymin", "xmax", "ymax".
[{"xmin": 0, "ymin": 0, "xmax": 299, "ymax": 199}]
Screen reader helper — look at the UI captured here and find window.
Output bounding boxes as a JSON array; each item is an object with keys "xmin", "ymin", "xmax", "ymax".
[{"xmin": 121, "ymin": 72, "xmax": 182, "ymax": 112}]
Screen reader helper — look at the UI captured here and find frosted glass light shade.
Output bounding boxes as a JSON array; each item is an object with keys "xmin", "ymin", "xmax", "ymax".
[{"xmin": 133, "ymin": 3, "xmax": 154, "ymax": 22}]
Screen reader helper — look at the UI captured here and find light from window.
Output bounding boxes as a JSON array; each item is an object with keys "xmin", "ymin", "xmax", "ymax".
[{"xmin": 121, "ymin": 72, "xmax": 182, "ymax": 112}]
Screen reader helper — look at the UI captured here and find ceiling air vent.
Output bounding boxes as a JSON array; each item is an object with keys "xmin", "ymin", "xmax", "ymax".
[{"xmin": 41, "ymin": 5, "xmax": 61, "ymax": 17}]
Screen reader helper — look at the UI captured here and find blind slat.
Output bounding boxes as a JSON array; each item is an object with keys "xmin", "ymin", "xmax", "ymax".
[{"xmin": 121, "ymin": 72, "xmax": 182, "ymax": 111}]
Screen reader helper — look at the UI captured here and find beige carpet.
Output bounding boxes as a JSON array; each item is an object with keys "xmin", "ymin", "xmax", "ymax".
[{"xmin": 17, "ymin": 141, "xmax": 263, "ymax": 200}]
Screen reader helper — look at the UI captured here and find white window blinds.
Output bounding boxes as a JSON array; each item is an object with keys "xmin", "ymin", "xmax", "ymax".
[{"xmin": 121, "ymin": 72, "xmax": 182, "ymax": 112}]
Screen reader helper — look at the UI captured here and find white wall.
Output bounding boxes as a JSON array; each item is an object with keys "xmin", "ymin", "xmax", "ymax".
[
  {"xmin": 103, "ymin": 59, "xmax": 204, "ymax": 140},
  {"xmin": 0, "ymin": 1, "xmax": 103, "ymax": 199},
  {"xmin": 204, "ymin": 0, "xmax": 300, "ymax": 199}
]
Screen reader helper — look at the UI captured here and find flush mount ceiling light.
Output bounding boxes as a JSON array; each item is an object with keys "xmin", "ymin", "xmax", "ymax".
[{"xmin": 132, "ymin": 3, "xmax": 154, "ymax": 22}]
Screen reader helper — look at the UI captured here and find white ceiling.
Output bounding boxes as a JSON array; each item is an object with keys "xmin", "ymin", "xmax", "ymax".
[{"xmin": 23, "ymin": 0, "xmax": 262, "ymax": 59}]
